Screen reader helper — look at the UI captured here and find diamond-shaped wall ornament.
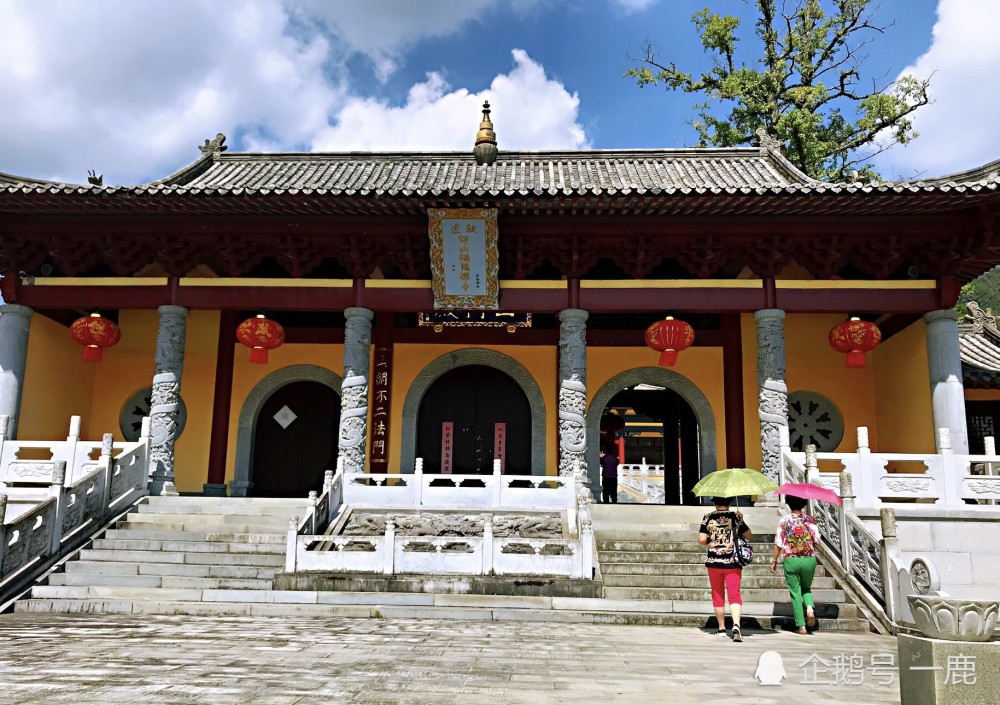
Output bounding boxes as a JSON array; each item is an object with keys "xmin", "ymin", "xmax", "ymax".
[{"xmin": 273, "ymin": 405, "xmax": 298, "ymax": 429}]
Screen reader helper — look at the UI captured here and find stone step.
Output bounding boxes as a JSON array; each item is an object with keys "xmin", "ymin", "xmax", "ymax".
[
  {"xmin": 12, "ymin": 598, "xmax": 870, "ymax": 631},
  {"xmin": 603, "ymin": 586, "xmax": 846, "ymax": 602},
  {"xmin": 594, "ymin": 530, "xmax": 777, "ymax": 543},
  {"xmin": 46, "ymin": 573, "xmax": 274, "ymax": 590},
  {"xmin": 667, "ymin": 599, "xmax": 860, "ymax": 620},
  {"xmin": 77, "ymin": 548, "xmax": 286, "ymax": 567},
  {"xmin": 599, "ymin": 562, "xmax": 828, "ymax": 576},
  {"xmin": 116, "ymin": 520, "xmax": 292, "ymax": 534},
  {"xmin": 134, "ymin": 503, "xmax": 307, "ymax": 517},
  {"xmin": 90, "ymin": 538, "xmax": 285, "ymax": 554},
  {"xmin": 596, "ymin": 540, "xmax": 776, "ymax": 552},
  {"xmin": 599, "ymin": 550, "xmax": 788, "ymax": 564},
  {"xmin": 143, "ymin": 496, "xmax": 309, "ymax": 507},
  {"xmin": 102, "ymin": 529, "xmax": 286, "ymax": 544},
  {"xmin": 120, "ymin": 512, "xmax": 292, "ymax": 527},
  {"xmin": 599, "ymin": 574, "xmax": 839, "ymax": 589},
  {"xmin": 65, "ymin": 561, "xmax": 278, "ymax": 579}
]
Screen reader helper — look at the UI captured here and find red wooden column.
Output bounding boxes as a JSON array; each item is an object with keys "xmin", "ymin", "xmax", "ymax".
[
  {"xmin": 722, "ymin": 313, "xmax": 747, "ymax": 469},
  {"xmin": 204, "ymin": 310, "xmax": 239, "ymax": 495},
  {"xmin": 368, "ymin": 314, "xmax": 395, "ymax": 472}
]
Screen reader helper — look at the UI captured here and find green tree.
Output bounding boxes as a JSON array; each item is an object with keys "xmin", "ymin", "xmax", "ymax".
[{"xmin": 627, "ymin": 0, "xmax": 931, "ymax": 182}]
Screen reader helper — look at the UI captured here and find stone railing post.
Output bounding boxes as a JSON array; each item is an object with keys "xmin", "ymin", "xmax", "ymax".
[
  {"xmin": 838, "ymin": 470, "xmax": 856, "ymax": 574},
  {"xmin": 879, "ymin": 507, "xmax": 901, "ymax": 623},
  {"xmin": 558, "ymin": 309, "xmax": 588, "ymax": 484},
  {"xmin": 805, "ymin": 443, "xmax": 820, "ymax": 486},
  {"xmin": 0, "ymin": 493, "xmax": 8, "ymax": 574},
  {"xmin": 482, "ymin": 518, "xmax": 494, "ymax": 576},
  {"xmin": 48, "ymin": 461, "xmax": 67, "ymax": 555},
  {"xmin": 339, "ymin": 307, "xmax": 374, "ymax": 474},
  {"xmin": 382, "ymin": 520, "xmax": 396, "ymax": 575},
  {"xmin": 580, "ymin": 514, "xmax": 594, "ymax": 580},
  {"xmin": 323, "ymin": 470, "xmax": 335, "ymax": 524},
  {"xmin": 0, "ymin": 304, "xmax": 34, "ymax": 439},
  {"xmin": 413, "ymin": 460, "xmax": 423, "ymax": 507},
  {"xmin": 755, "ymin": 309, "xmax": 787, "ymax": 504},
  {"xmin": 285, "ymin": 517, "xmax": 298, "ymax": 573},
  {"xmin": 307, "ymin": 491, "xmax": 318, "ymax": 535},
  {"xmin": 937, "ymin": 427, "xmax": 961, "ymax": 505},
  {"xmin": 149, "ymin": 305, "xmax": 188, "ymax": 496},
  {"xmin": 492, "ymin": 459, "xmax": 502, "ymax": 508}
]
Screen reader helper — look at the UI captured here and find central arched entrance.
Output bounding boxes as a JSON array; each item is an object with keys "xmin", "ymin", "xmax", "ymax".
[
  {"xmin": 416, "ymin": 365, "xmax": 531, "ymax": 474},
  {"xmin": 600, "ymin": 386, "xmax": 699, "ymax": 505},
  {"xmin": 587, "ymin": 367, "xmax": 717, "ymax": 503}
]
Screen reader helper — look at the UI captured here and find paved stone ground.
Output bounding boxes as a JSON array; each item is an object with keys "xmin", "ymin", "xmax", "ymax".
[{"xmin": 0, "ymin": 614, "xmax": 902, "ymax": 705}]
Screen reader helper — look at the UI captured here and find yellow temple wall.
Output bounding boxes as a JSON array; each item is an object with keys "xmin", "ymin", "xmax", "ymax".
[
  {"xmin": 871, "ymin": 320, "xmax": 936, "ymax": 453},
  {"xmin": 19, "ymin": 313, "xmax": 97, "ymax": 439},
  {"xmin": 588, "ymin": 346, "xmax": 728, "ymax": 470},
  {"xmin": 741, "ymin": 312, "xmax": 882, "ymax": 470}
]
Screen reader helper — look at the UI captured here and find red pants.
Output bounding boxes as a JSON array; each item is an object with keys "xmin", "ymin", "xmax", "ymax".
[{"xmin": 707, "ymin": 567, "xmax": 743, "ymax": 608}]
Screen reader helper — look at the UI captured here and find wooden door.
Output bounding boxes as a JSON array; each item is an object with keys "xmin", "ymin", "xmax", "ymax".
[
  {"xmin": 416, "ymin": 365, "xmax": 531, "ymax": 474},
  {"xmin": 251, "ymin": 381, "xmax": 340, "ymax": 497}
]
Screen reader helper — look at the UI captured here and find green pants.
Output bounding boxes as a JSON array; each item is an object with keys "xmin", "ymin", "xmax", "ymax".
[{"xmin": 782, "ymin": 556, "xmax": 817, "ymax": 627}]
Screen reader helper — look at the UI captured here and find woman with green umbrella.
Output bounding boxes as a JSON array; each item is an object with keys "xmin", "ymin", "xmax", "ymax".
[{"xmin": 693, "ymin": 469, "xmax": 779, "ymax": 642}]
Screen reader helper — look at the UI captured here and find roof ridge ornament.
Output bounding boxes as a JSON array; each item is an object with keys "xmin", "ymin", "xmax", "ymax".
[
  {"xmin": 198, "ymin": 133, "xmax": 228, "ymax": 157},
  {"xmin": 473, "ymin": 101, "xmax": 498, "ymax": 166},
  {"xmin": 966, "ymin": 301, "xmax": 998, "ymax": 334},
  {"xmin": 755, "ymin": 127, "xmax": 783, "ymax": 155},
  {"xmin": 86, "ymin": 170, "xmax": 103, "ymax": 186}
]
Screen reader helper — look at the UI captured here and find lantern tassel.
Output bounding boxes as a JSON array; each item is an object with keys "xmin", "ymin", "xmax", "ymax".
[
  {"xmin": 82, "ymin": 346, "xmax": 103, "ymax": 362},
  {"xmin": 658, "ymin": 350, "xmax": 678, "ymax": 367},
  {"xmin": 249, "ymin": 347, "xmax": 268, "ymax": 364},
  {"xmin": 846, "ymin": 351, "xmax": 865, "ymax": 368}
]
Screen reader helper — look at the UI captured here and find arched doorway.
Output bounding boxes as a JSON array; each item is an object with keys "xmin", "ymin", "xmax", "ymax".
[
  {"xmin": 251, "ymin": 380, "xmax": 341, "ymax": 497},
  {"xmin": 587, "ymin": 367, "xmax": 717, "ymax": 502},
  {"xmin": 400, "ymin": 349, "xmax": 546, "ymax": 475},
  {"xmin": 416, "ymin": 365, "xmax": 531, "ymax": 474},
  {"xmin": 599, "ymin": 386, "xmax": 699, "ymax": 505},
  {"xmin": 231, "ymin": 364, "xmax": 343, "ymax": 497}
]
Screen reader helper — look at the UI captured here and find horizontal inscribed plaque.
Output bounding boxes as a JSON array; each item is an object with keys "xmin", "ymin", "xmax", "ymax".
[{"xmin": 428, "ymin": 208, "xmax": 499, "ymax": 309}]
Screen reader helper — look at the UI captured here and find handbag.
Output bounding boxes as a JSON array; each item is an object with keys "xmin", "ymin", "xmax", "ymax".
[{"xmin": 733, "ymin": 518, "xmax": 753, "ymax": 567}]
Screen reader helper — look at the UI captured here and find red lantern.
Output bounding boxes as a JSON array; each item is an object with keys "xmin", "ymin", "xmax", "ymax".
[
  {"xmin": 829, "ymin": 317, "xmax": 881, "ymax": 368},
  {"xmin": 70, "ymin": 313, "xmax": 121, "ymax": 362},
  {"xmin": 645, "ymin": 316, "xmax": 695, "ymax": 366},
  {"xmin": 237, "ymin": 314, "xmax": 285, "ymax": 364}
]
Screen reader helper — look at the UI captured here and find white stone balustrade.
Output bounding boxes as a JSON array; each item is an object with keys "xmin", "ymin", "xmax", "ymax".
[{"xmin": 0, "ymin": 417, "xmax": 152, "ymax": 605}]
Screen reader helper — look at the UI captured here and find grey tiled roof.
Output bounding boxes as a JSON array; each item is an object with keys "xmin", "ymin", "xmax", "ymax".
[{"xmin": 2, "ymin": 147, "xmax": 998, "ymax": 197}]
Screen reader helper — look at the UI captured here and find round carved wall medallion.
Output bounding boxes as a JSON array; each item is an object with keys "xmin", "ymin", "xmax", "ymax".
[
  {"xmin": 787, "ymin": 391, "xmax": 843, "ymax": 452},
  {"xmin": 119, "ymin": 386, "xmax": 188, "ymax": 442}
]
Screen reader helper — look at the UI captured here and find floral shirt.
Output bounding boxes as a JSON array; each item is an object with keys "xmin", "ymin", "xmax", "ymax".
[{"xmin": 775, "ymin": 513, "xmax": 820, "ymax": 558}]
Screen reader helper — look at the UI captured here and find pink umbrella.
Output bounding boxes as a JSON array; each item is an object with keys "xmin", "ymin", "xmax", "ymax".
[{"xmin": 777, "ymin": 482, "xmax": 842, "ymax": 506}]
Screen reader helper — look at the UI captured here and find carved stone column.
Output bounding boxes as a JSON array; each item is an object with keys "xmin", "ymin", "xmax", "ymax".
[
  {"xmin": 339, "ymin": 307, "xmax": 374, "ymax": 473},
  {"xmin": 0, "ymin": 304, "xmax": 34, "ymax": 439},
  {"xmin": 925, "ymin": 309, "xmax": 970, "ymax": 454},
  {"xmin": 149, "ymin": 305, "xmax": 188, "ymax": 496},
  {"xmin": 558, "ymin": 309, "xmax": 588, "ymax": 481},
  {"xmin": 755, "ymin": 309, "xmax": 788, "ymax": 487}
]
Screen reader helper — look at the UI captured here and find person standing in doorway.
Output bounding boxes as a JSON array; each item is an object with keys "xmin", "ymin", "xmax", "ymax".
[
  {"xmin": 599, "ymin": 446, "xmax": 619, "ymax": 503},
  {"xmin": 771, "ymin": 495, "xmax": 820, "ymax": 634},
  {"xmin": 699, "ymin": 497, "xmax": 752, "ymax": 641}
]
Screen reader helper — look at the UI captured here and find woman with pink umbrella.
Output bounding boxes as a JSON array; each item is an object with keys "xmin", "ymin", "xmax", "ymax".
[{"xmin": 770, "ymin": 483, "xmax": 841, "ymax": 634}]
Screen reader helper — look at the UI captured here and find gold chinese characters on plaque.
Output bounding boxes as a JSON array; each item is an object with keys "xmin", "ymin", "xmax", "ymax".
[{"xmin": 427, "ymin": 208, "xmax": 499, "ymax": 309}]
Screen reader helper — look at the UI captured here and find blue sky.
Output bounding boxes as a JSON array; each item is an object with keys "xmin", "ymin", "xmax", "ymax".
[{"xmin": 0, "ymin": 0, "xmax": 996, "ymax": 185}]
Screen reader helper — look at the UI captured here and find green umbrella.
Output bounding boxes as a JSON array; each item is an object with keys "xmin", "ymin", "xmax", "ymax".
[{"xmin": 691, "ymin": 468, "xmax": 779, "ymax": 498}]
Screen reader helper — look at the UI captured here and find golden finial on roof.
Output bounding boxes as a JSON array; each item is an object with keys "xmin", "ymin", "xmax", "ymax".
[{"xmin": 473, "ymin": 101, "xmax": 498, "ymax": 166}]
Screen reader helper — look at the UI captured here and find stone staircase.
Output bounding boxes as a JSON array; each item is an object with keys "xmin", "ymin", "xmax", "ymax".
[{"xmin": 15, "ymin": 498, "xmax": 871, "ymax": 631}]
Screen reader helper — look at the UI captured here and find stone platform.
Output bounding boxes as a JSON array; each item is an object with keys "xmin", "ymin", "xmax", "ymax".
[{"xmin": 0, "ymin": 613, "xmax": 900, "ymax": 705}]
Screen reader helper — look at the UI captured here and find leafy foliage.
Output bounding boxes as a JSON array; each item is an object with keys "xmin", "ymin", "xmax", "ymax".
[
  {"xmin": 957, "ymin": 267, "xmax": 1000, "ymax": 318},
  {"xmin": 627, "ymin": 0, "xmax": 931, "ymax": 182}
]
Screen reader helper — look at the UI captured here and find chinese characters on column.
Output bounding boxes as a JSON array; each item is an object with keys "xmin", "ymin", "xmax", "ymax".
[
  {"xmin": 494, "ymin": 422, "xmax": 506, "ymax": 473},
  {"xmin": 368, "ymin": 345, "xmax": 392, "ymax": 468},
  {"xmin": 441, "ymin": 422, "xmax": 454, "ymax": 474}
]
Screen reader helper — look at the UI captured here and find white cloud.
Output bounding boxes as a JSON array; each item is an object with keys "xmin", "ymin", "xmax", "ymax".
[
  {"xmin": 0, "ymin": 1, "xmax": 588, "ymax": 184},
  {"xmin": 312, "ymin": 49, "xmax": 588, "ymax": 151},
  {"xmin": 875, "ymin": 0, "xmax": 1000, "ymax": 178},
  {"xmin": 610, "ymin": 0, "xmax": 657, "ymax": 14}
]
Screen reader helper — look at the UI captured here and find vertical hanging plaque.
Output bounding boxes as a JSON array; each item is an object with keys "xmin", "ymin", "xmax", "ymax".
[
  {"xmin": 368, "ymin": 345, "xmax": 392, "ymax": 469},
  {"xmin": 493, "ymin": 422, "xmax": 506, "ymax": 474},
  {"xmin": 428, "ymin": 208, "xmax": 499, "ymax": 309},
  {"xmin": 441, "ymin": 422, "xmax": 454, "ymax": 474}
]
